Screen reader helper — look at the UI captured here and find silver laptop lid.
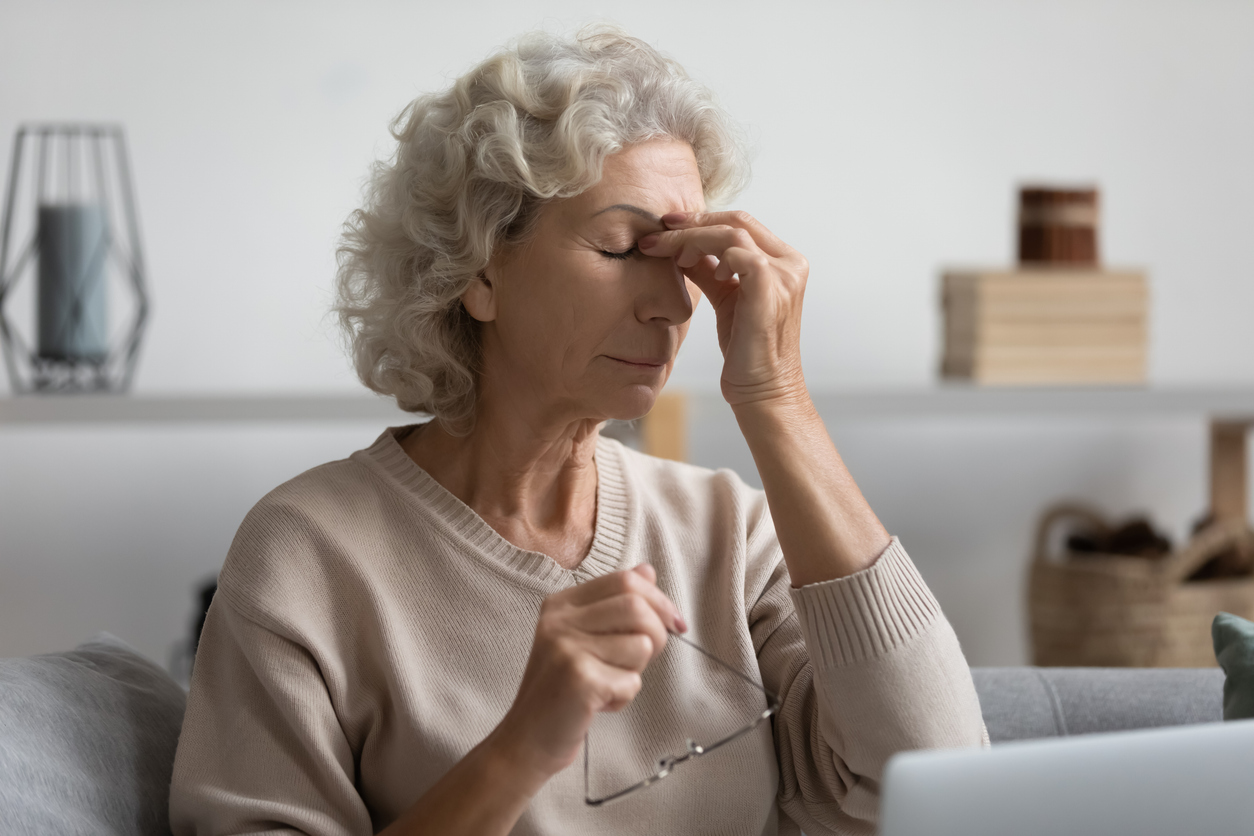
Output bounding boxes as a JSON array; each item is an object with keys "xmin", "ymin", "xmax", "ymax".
[{"xmin": 880, "ymin": 719, "xmax": 1254, "ymax": 836}]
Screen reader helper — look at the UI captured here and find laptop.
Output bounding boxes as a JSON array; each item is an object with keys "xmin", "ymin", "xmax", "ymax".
[{"xmin": 880, "ymin": 719, "xmax": 1254, "ymax": 836}]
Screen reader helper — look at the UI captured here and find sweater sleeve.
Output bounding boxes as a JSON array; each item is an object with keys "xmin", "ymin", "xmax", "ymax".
[
  {"xmin": 168, "ymin": 593, "xmax": 373, "ymax": 836},
  {"xmin": 748, "ymin": 535, "xmax": 989, "ymax": 836}
]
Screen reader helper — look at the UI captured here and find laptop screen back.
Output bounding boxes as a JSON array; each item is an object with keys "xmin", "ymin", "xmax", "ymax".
[{"xmin": 880, "ymin": 719, "xmax": 1254, "ymax": 836}]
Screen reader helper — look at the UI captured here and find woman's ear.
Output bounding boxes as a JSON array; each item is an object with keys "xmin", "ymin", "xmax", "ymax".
[{"xmin": 461, "ymin": 272, "xmax": 497, "ymax": 323}]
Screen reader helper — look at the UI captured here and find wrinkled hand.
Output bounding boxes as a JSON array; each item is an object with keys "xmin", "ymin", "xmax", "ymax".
[
  {"xmin": 496, "ymin": 564, "xmax": 685, "ymax": 781},
  {"xmin": 639, "ymin": 211, "xmax": 809, "ymax": 407}
]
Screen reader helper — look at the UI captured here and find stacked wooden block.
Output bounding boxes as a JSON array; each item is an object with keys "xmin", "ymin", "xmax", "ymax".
[
  {"xmin": 941, "ymin": 267, "xmax": 1148, "ymax": 384},
  {"xmin": 941, "ymin": 186, "xmax": 1149, "ymax": 385}
]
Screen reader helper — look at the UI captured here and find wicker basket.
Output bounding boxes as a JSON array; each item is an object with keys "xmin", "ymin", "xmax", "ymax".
[{"xmin": 1029, "ymin": 504, "xmax": 1254, "ymax": 667}]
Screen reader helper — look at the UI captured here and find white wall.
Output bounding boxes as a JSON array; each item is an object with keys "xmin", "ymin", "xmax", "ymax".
[{"xmin": 2, "ymin": 1, "xmax": 1252, "ymax": 670}]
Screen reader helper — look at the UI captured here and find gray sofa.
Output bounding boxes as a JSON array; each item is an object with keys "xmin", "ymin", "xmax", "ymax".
[
  {"xmin": 0, "ymin": 633, "xmax": 1227, "ymax": 835},
  {"xmin": 973, "ymin": 666, "xmax": 1223, "ymax": 741}
]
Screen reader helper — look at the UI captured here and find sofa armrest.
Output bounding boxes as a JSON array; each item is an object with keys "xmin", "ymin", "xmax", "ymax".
[
  {"xmin": 0, "ymin": 632, "xmax": 186, "ymax": 836},
  {"xmin": 972, "ymin": 667, "xmax": 1224, "ymax": 743}
]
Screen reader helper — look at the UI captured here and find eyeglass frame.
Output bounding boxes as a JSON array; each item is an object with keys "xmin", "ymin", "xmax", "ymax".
[{"xmin": 583, "ymin": 630, "xmax": 782, "ymax": 807}]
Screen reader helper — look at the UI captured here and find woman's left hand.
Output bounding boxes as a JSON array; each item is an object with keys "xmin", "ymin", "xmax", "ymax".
[{"xmin": 638, "ymin": 211, "xmax": 809, "ymax": 408}]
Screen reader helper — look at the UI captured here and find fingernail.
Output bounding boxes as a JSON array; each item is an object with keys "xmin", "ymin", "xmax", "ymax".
[
  {"xmin": 675, "ymin": 613, "xmax": 688, "ymax": 633},
  {"xmin": 638, "ymin": 233, "xmax": 660, "ymax": 250},
  {"xmin": 662, "ymin": 212, "xmax": 688, "ymax": 225}
]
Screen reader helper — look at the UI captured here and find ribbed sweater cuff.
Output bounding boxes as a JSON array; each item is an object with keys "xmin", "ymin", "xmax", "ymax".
[{"xmin": 788, "ymin": 537, "xmax": 942, "ymax": 670}]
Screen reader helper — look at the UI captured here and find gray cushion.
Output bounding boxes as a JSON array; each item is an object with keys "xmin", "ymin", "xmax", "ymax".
[
  {"xmin": 973, "ymin": 666, "xmax": 1224, "ymax": 743},
  {"xmin": 0, "ymin": 632, "xmax": 186, "ymax": 835}
]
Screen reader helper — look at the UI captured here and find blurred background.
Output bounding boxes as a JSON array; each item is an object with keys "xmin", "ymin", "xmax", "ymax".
[{"xmin": 1, "ymin": 0, "xmax": 1251, "ymax": 674}]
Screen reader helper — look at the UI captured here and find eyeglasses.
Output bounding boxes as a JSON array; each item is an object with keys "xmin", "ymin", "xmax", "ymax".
[{"xmin": 583, "ymin": 630, "xmax": 781, "ymax": 807}]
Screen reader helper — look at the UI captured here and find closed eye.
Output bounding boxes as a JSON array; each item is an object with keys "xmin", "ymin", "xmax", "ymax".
[{"xmin": 600, "ymin": 246, "xmax": 639, "ymax": 261}]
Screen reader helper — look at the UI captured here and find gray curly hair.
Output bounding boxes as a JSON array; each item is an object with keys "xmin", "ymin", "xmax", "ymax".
[{"xmin": 334, "ymin": 26, "xmax": 749, "ymax": 433}]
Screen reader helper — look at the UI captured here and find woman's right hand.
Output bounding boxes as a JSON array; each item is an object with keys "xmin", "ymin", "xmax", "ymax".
[
  {"xmin": 382, "ymin": 565, "xmax": 686, "ymax": 835},
  {"xmin": 491, "ymin": 563, "xmax": 687, "ymax": 783}
]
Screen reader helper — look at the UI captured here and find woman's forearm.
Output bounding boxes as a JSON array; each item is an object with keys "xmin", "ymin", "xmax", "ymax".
[
  {"xmin": 646, "ymin": 209, "xmax": 888, "ymax": 583},
  {"xmin": 378, "ymin": 725, "xmax": 545, "ymax": 836},
  {"xmin": 733, "ymin": 393, "xmax": 890, "ymax": 586}
]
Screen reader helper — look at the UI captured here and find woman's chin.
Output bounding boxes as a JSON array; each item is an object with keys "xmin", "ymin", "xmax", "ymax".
[{"xmin": 598, "ymin": 384, "xmax": 663, "ymax": 423}]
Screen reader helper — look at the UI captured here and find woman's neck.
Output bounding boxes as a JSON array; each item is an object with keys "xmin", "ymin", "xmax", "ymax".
[{"xmin": 401, "ymin": 396, "xmax": 602, "ymax": 571}]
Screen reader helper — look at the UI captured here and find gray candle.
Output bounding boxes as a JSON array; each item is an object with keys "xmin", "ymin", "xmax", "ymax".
[{"xmin": 37, "ymin": 204, "xmax": 109, "ymax": 361}]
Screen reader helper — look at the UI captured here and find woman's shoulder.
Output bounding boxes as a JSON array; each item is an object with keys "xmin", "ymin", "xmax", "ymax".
[
  {"xmin": 237, "ymin": 455, "xmax": 391, "ymax": 543},
  {"xmin": 215, "ymin": 439, "xmax": 408, "ymax": 630},
  {"xmin": 231, "ymin": 425, "xmax": 426, "ymax": 540}
]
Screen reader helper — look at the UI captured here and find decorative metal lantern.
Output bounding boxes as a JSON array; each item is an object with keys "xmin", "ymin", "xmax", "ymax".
[{"xmin": 0, "ymin": 124, "xmax": 150, "ymax": 393}]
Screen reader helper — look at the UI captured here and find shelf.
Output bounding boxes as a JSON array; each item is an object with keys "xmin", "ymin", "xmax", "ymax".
[
  {"xmin": 0, "ymin": 393, "xmax": 412, "ymax": 425},
  {"xmin": 2, "ymin": 386, "xmax": 1253, "ymax": 425},
  {"xmin": 807, "ymin": 386, "xmax": 1254, "ymax": 421}
]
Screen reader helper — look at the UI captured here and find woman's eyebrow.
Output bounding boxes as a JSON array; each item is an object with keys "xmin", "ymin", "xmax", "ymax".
[{"xmin": 592, "ymin": 204, "xmax": 663, "ymax": 225}]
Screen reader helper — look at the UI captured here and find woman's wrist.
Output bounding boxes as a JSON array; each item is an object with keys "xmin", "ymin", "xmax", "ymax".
[
  {"xmin": 480, "ymin": 717, "xmax": 560, "ymax": 801},
  {"xmin": 721, "ymin": 369, "xmax": 809, "ymax": 413},
  {"xmin": 729, "ymin": 385, "xmax": 819, "ymax": 440}
]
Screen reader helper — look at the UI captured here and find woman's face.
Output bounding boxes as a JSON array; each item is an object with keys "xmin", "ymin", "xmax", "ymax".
[{"xmin": 469, "ymin": 137, "xmax": 706, "ymax": 423}]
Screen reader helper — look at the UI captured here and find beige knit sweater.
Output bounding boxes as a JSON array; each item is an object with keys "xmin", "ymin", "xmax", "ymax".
[{"xmin": 169, "ymin": 427, "xmax": 987, "ymax": 836}]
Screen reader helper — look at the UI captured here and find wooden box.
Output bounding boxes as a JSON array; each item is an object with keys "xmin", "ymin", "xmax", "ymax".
[{"xmin": 941, "ymin": 268, "xmax": 1148, "ymax": 385}]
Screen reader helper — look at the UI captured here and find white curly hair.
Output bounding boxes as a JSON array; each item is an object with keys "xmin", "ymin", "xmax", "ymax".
[{"xmin": 334, "ymin": 26, "xmax": 750, "ymax": 434}]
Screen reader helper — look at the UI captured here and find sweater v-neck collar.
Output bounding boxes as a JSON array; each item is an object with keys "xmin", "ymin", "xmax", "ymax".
[{"xmin": 360, "ymin": 425, "xmax": 634, "ymax": 593}]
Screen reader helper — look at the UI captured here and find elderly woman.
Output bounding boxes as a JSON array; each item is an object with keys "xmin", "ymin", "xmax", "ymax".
[{"xmin": 169, "ymin": 27, "xmax": 986, "ymax": 836}]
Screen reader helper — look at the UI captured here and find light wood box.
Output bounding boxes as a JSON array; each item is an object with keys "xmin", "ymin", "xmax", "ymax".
[{"xmin": 942, "ymin": 268, "xmax": 1149, "ymax": 385}]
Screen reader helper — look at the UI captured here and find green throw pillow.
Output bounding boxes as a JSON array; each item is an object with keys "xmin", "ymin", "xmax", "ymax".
[{"xmin": 1212, "ymin": 612, "xmax": 1254, "ymax": 721}]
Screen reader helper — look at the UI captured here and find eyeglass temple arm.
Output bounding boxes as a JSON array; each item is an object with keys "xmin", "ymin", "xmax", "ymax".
[{"xmin": 666, "ymin": 631, "xmax": 781, "ymax": 710}]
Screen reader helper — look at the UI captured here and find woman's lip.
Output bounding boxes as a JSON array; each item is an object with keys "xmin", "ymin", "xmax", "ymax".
[{"xmin": 608, "ymin": 356, "xmax": 666, "ymax": 368}]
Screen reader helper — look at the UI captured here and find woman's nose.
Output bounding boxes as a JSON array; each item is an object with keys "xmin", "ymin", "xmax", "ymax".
[{"xmin": 635, "ymin": 255, "xmax": 694, "ymax": 325}]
